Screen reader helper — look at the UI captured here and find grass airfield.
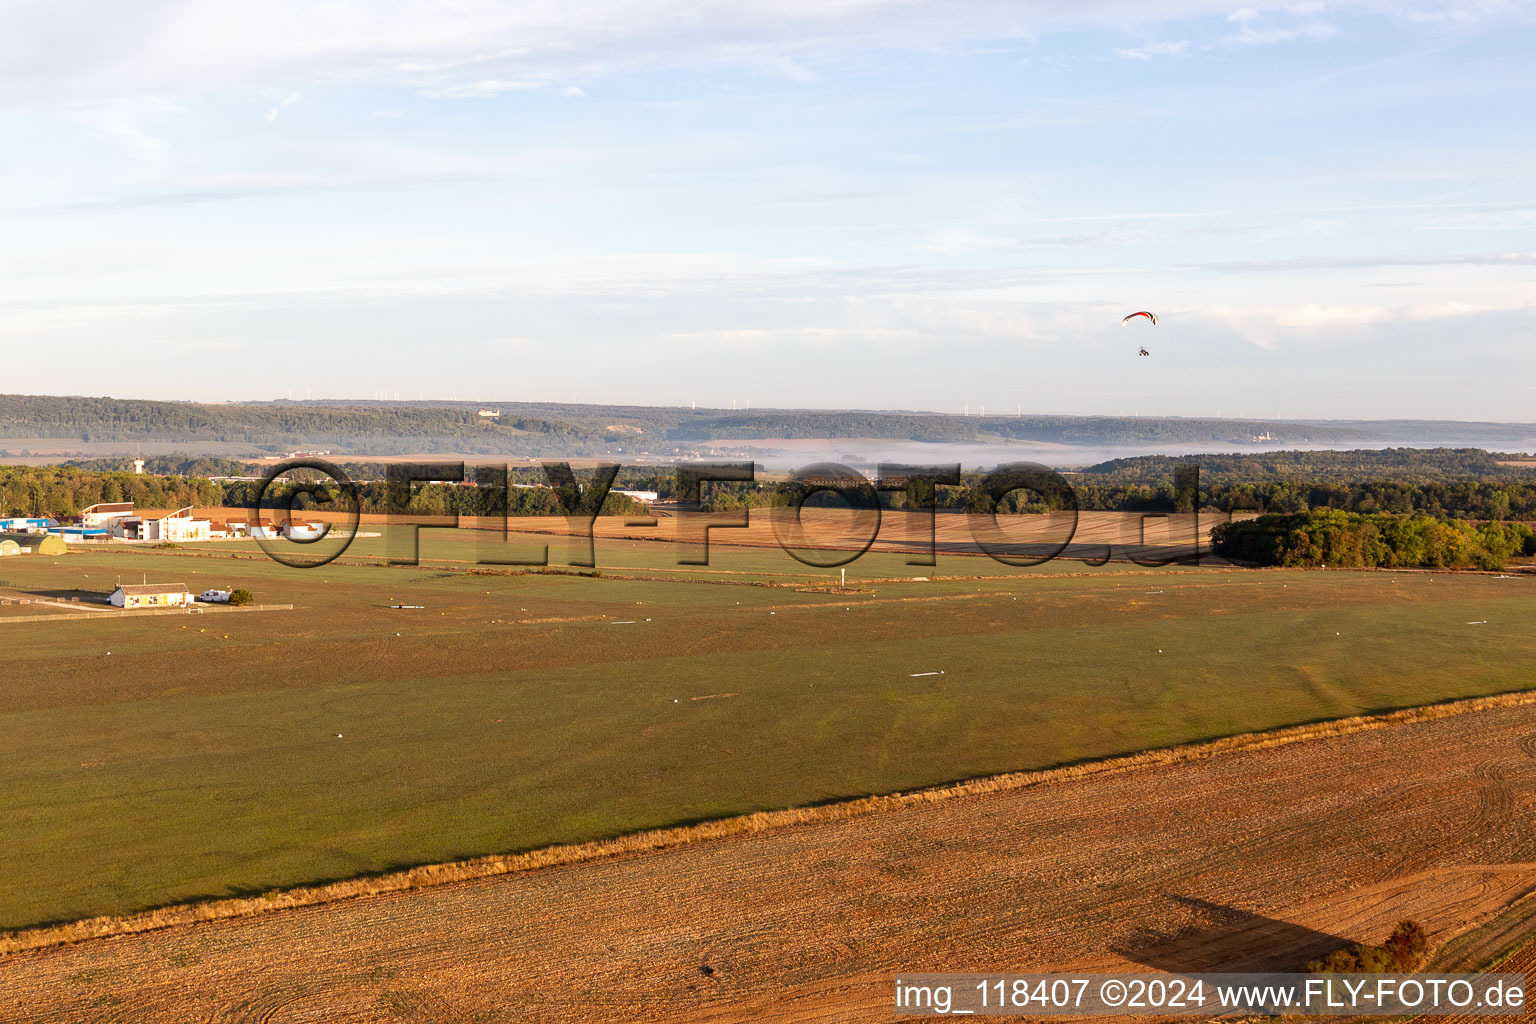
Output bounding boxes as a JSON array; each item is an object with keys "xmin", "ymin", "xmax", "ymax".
[{"xmin": 1, "ymin": 524, "xmax": 1533, "ymax": 930}]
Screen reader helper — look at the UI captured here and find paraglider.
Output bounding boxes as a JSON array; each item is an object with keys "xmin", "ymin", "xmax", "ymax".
[{"xmin": 1123, "ymin": 310, "xmax": 1157, "ymax": 355}]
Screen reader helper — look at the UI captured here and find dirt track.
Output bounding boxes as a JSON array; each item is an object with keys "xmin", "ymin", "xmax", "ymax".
[{"xmin": 7, "ymin": 698, "xmax": 1536, "ymax": 1021}]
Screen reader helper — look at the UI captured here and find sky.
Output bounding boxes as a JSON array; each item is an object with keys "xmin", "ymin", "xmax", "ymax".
[{"xmin": 1, "ymin": 0, "xmax": 1533, "ymax": 420}]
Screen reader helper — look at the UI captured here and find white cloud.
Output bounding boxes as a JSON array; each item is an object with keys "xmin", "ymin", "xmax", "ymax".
[
  {"xmin": 1223, "ymin": 21, "xmax": 1337, "ymax": 45},
  {"xmin": 663, "ymin": 326, "xmax": 921, "ymax": 350},
  {"xmin": 264, "ymin": 88, "xmax": 302, "ymax": 121},
  {"xmin": 1115, "ymin": 39, "xmax": 1192, "ymax": 59},
  {"xmin": 430, "ymin": 79, "xmax": 544, "ymax": 98},
  {"xmin": 1191, "ymin": 251, "xmax": 1536, "ymax": 271},
  {"xmin": 0, "ymin": 0, "xmax": 1501, "ymax": 111}
]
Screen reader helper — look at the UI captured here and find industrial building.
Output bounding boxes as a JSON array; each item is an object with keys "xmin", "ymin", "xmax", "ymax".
[
  {"xmin": 0, "ymin": 517, "xmax": 53, "ymax": 532},
  {"xmin": 54, "ymin": 526, "xmax": 111, "ymax": 543}
]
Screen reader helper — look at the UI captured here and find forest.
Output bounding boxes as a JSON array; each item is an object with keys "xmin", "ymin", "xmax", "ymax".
[
  {"xmin": 0, "ymin": 466, "xmax": 223, "ymax": 516},
  {"xmin": 1211, "ymin": 509, "xmax": 1536, "ymax": 570}
]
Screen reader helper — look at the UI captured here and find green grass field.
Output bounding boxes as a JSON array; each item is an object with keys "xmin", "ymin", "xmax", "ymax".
[{"xmin": 1, "ymin": 527, "xmax": 1533, "ymax": 929}]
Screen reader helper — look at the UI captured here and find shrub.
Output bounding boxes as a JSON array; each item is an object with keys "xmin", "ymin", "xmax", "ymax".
[
  {"xmin": 1307, "ymin": 948, "xmax": 1361, "ymax": 973},
  {"xmin": 1383, "ymin": 920, "xmax": 1427, "ymax": 971},
  {"xmin": 1305, "ymin": 920, "xmax": 1427, "ymax": 973},
  {"xmin": 228, "ymin": 588, "xmax": 254, "ymax": 606}
]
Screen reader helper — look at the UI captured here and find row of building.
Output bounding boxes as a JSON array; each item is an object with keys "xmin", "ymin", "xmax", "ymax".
[{"xmin": 0, "ymin": 503, "xmax": 325, "ymax": 547}]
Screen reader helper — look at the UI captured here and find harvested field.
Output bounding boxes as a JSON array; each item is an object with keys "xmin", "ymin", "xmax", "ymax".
[
  {"xmin": 7, "ymin": 697, "xmax": 1536, "ymax": 1022},
  {"xmin": 186, "ymin": 505, "xmax": 1246, "ymax": 564},
  {"xmin": 1438, "ymin": 935, "xmax": 1536, "ymax": 1024}
]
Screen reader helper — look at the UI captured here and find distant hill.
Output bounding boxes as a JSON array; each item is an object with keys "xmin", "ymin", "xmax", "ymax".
[
  {"xmin": 3, "ymin": 394, "xmax": 1536, "ymax": 458},
  {"xmin": 1078, "ymin": 447, "xmax": 1536, "ymax": 482},
  {"xmin": 281, "ymin": 400, "xmax": 1536, "ymax": 446},
  {"xmin": 0, "ymin": 395, "xmax": 598, "ymax": 456}
]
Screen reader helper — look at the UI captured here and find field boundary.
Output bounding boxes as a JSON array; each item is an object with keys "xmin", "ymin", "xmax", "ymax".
[
  {"xmin": 0, "ymin": 603, "xmax": 293, "ymax": 625},
  {"xmin": 4, "ymin": 687, "xmax": 1534, "ymax": 958}
]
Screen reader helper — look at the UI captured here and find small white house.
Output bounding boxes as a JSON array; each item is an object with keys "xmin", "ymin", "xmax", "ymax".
[
  {"xmin": 283, "ymin": 522, "xmax": 327, "ymax": 541},
  {"xmin": 110, "ymin": 583, "xmax": 191, "ymax": 609}
]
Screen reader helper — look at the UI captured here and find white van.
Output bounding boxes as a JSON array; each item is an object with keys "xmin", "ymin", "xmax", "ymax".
[{"xmin": 199, "ymin": 589, "xmax": 232, "ymax": 603}]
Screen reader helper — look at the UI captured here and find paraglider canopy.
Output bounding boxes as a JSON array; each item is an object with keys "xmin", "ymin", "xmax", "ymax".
[{"xmin": 1122, "ymin": 311, "xmax": 1157, "ymax": 325}]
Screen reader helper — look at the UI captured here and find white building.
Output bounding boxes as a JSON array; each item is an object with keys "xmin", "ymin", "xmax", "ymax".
[
  {"xmin": 110, "ymin": 583, "xmax": 191, "ymax": 609},
  {"xmin": 141, "ymin": 507, "xmax": 211, "ymax": 543},
  {"xmin": 0, "ymin": 517, "xmax": 52, "ymax": 532},
  {"xmin": 114, "ymin": 507, "xmax": 212, "ymax": 542},
  {"xmin": 80, "ymin": 502, "xmax": 136, "ymax": 529}
]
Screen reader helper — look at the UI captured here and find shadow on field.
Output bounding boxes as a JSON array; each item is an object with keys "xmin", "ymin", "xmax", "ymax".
[
  {"xmin": 26, "ymin": 588, "xmax": 112, "ymax": 602},
  {"xmin": 0, "ymin": 588, "xmax": 112, "ymax": 605},
  {"xmin": 1116, "ymin": 896, "xmax": 1350, "ymax": 972}
]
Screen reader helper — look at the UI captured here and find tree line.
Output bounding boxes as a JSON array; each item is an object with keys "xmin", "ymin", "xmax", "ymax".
[
  {"xmin": 11, "ymin": 449, "xmax": 1536, "ymax": 533},
  {"xmin": 688, "ymin": 449, "xmax": 1536, "ymax": 518},
  {"xmin": 217, "ymin": 479, "xmax": 650, "ymax": 519},
  {"xmin": 0, "ymin": 466, "xmax": 222, "ymax": 516},
  {"xmin": 0, "ymin": 464, "xmax": 648, "ymax": 519},
  {"xmin": 1212, "ymin": 509, "xmax": 1536, "ymax": 570}
]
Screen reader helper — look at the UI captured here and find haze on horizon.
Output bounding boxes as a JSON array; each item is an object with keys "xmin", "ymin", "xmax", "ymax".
[{"xmin": 1, "ymin": 1, "xmax": 1532, "ymax": 420}]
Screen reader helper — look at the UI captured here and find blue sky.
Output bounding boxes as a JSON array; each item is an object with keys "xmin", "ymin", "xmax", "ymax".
[{"xmin": 1, "ymin": 1, "xmax": 1532, "ymax": 419}]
